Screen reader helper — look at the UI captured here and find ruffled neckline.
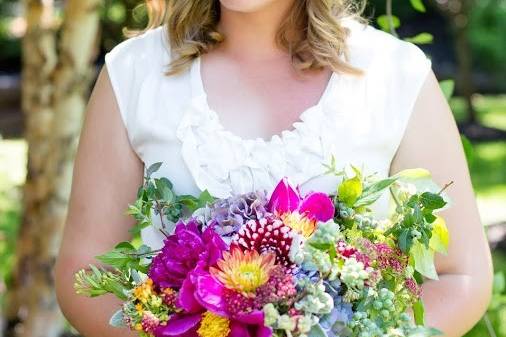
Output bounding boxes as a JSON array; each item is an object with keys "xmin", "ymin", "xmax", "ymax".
[
  {"xmin": 188, "ymin": 55, "xmax": 338, "ymax": 146},
  {"xmin": 176, "ymin": 37, "xmax": 364, "ymax": 199}
]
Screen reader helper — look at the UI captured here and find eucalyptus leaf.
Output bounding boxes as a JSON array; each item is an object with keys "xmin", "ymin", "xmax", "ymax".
[
  {"xmin": 109, "ymin": 309, "xmax": 125, "ymax": 327},
  {"xmin": 146, "ymin": 162, "xmax": 162, "ymax": 177}
]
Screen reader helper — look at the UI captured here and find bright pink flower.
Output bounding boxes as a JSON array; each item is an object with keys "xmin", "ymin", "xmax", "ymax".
[{"xmin": 267, "ymin": 178, "xmax": 334, "ymax": 236}]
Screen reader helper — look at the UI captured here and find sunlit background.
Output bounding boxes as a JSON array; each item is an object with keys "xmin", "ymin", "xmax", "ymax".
[{"xmin": 0, "ymin": 0, "xmax": 505, "ymax": 336}]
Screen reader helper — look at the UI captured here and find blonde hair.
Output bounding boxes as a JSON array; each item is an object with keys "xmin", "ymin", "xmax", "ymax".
[{"xmin": 133, "ymin": 0, "xmax": 366, "ymax": 75}]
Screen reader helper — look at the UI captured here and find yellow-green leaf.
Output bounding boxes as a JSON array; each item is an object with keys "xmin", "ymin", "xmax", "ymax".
[
  {"xmin": 429, "ymin": 217, "xmax": 449, "ymax": 254},
  {"xmin": 410, "ymin": 0, "xmax": 426, "ymax": 12},
  {"xmin": 338, "ymin": 177, "xmax": 363, "ymax": 207},
  {"xmin": 405, "ymin": 33, "xmax": 433, "ymax": 45},
  {"xmin": 411, "ymin": 241, "xmax": 438, "ymax": 280}
]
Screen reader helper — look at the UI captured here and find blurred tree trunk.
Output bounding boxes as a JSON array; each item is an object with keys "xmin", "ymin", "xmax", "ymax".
[
  {"xmin": 431, "ymin": 0, "xmax": 478, "ymax": 124},
  {"xmin": 4, "ymin": 0, "xmax": 102, "ymax": 337}
]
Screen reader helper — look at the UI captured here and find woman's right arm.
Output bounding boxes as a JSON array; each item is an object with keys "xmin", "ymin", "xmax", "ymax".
[{"xmin": 54, "ymin": 65, "xmax": 143, "ymax": 337}]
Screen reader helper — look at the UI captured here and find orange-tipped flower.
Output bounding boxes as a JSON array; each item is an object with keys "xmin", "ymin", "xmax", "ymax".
[{"xmin": 210, "ymin": 248, "xmax": 276, "ymax": 297}]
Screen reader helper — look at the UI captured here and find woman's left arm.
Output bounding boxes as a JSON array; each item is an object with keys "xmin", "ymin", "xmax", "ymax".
[{"xmin": 389, "ymin": 70, "xmax": 494, "ymax": 336}]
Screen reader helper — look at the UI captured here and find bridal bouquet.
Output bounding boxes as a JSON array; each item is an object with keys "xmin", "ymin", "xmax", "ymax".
[{"xmin": 75, "ymin": 161, "xmax": 451, "ymax": 337}]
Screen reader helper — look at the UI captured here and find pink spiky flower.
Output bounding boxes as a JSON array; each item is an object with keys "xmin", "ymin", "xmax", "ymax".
[{"xmin": 233, "ymin": 217, "xmax": 296, "ymax": 269}]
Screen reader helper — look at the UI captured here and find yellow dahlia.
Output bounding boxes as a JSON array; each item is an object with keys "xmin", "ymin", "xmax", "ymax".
[{"xmin": 210, "ymin": 249, "xmax": 276, "ymax": 297}]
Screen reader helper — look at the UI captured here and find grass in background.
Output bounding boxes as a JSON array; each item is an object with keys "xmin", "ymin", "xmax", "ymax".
[{"xmin": 0, "ymin": 139, "xmax": 25, "ymax": 305}]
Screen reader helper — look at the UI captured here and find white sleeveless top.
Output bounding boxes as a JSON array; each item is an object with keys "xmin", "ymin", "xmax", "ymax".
[{"xmin": 104, "ymin": 18, "xmax": 432, "ymax": 249}]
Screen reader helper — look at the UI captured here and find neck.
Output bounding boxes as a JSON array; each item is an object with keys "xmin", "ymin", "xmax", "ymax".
[{"xmin": 217, "ymin": 1, "xmax": 295, "ymax": 61}]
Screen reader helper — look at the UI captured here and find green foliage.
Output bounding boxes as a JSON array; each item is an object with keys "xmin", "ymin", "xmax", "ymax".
[
  {"xmin": 409, "ymin": 0, "xmax": 426, "ymax": 13},
  {"xmin": 127, "ymin": 162, "xmax": 214, "ymax": 235},
  {"xmin": 96, "ymin": 241, "xmax": 153, "ymax": 274},
  {"xmin": 439, "ymin": 80, "xmax": 455, "ymax": 101},
  {"xmin": 376, "ymin": 14, "xmax": 400, "ymax": 32},
  {"xmin": 74, "ymin": 265, "xmax": 130, "ymax": 300},
  {"xmin": 404, "ymin": 32, "xmax": 433, "ymax": 44},
  {"xmin": 468, "ymin": 0, "xmax": 506, "ymax": 91}
]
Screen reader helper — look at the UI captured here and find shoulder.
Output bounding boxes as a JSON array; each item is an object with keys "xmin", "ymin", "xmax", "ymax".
[
  {"xmin": 341, "ymin": 17, "xmax": 431, "ymax": 77},
  {"xmin": 104, "ymin": 26, "xmax": 171, "ymax": 127},
  {"xmin": 105, "ymin": 25, "xmax": 170, "ymax": 73}
]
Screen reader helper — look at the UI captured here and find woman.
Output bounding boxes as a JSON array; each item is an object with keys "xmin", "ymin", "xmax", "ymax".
[{"xmin": 54, "ymin": 0, "xmax": 493, "ymax": 336}]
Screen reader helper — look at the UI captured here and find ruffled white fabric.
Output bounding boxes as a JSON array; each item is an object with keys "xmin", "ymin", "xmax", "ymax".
[{"xmin": 176, "ymin": 56, "xmax": 365, "ymax": 199}]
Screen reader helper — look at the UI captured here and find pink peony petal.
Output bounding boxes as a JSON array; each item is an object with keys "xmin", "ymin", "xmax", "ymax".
[
  {"xmin": 194, "ymin": 273, "xmax": 227, "ymax": 316},
  {"xmin": 298, "ymin": 192, "xmax": 335, "ymax": 222},
  {"xmin": 155, "ymin": 313, "xmax": 201, "ymax": 336},
  {"xmin": 234, "ymin": 310, "xmax": 265, "ymax": 325},
  {"xmin": 256, "ymin": 325, "xmax": 273, "ymax": 337},
  {"xmin": 229, "ymin": 321, "xmax": 251, "ymax": 337},
  {"xmin": 178, "ymin": 276, "xmax": 203, "ymax": 313},
  {"xmin": 267, "ymin": 177, "xmax": 301, "ymax": 214}
]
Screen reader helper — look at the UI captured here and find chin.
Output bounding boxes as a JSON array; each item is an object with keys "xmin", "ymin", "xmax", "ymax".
[{"xmin": 219, "ymin": 0, "xmax": 286, "ymax": 13}]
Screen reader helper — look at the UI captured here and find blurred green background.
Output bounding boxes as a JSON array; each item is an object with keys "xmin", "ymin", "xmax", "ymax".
[{"xmin": 0, "ymin": 0, "xmax": 505, "ymax": 336}]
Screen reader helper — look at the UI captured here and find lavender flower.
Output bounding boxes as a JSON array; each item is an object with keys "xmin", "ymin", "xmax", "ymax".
[{"xmin": 196, "ymin": 191, "xmax": 269, "ymax": 242}]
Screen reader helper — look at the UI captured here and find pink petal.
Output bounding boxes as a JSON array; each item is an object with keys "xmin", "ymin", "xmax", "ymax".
[
  {"xmin": 267, "ymin": 177, "xmax": 301, "ymax": 214},
  {"xmin": 178, "ymin": 276, "xmax": 202, "ymax": 313},
  {"xmin": 256, "ymin": 326, "xmax": 273, "ymax": 337},
  {"xmin": 234, "ymin": 310, "xmax": 264, "ymax": 325},
  {"xmin": 298, "ymin": 192, "xmax": 335, "ymax": 222},
  {"xmin": 155, "ymin": 313, "xmax": 201, "ymax": 336},
  {"xmin": 229, "ymin": 321, "xmax": 251, "ymax": 337},
  {"xmin": 194, "ymin": 273, "xmax": 227, "ymax": 316}
]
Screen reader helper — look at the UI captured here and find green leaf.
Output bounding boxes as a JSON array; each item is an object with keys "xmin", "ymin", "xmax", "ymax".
[
  {"xmin": 413, "ymin": 299, "xmax": 425, "ymax": 325},
  {"xmin": 115, "ymin": 241, "xmax": 135, "ymax": 250},
  {"xmin": 410, "ymin": 0, "xmax": 426, "ymax": 12},
  {"xmin": 377, "ymin": 15, "xmax": 400, "ymax": 32},
  {"xmin": 411, "ymin": 241, "xmax": 438, "ymax": 280},
  {"xmin": 338, "ymin": 177, "xmax": 363, "ymax": 207},
  {"xmin": 155, "ymin": 178, "xmax": 174, "ymax": 202},
  {"xmin": 439, "ymin": 80, "xmax": 455, "ymax": 101},
  {"xmin": 96, "ymin": 250, "xmax": 130, "ymax": 269},
  {"xmin": 405, "ymin": 33, "xmax": 433, "ymax": 44},
  {"xmin": 146, "ymin": 162, "xmax": 162, "ymax": 177},
  {"xmin": 423, "ymin": 210, "xmax": 437, "ymax": 224},
  {"xmin": 198, "ymin": 190, "xmax": 215, "ymax": 207},
  {"xmin": 355, "ymin": 177, "xmax": 397, "ymax": 207},
  {"xmin": 420, "ymin": 192, "xmax": 447, "ymax": 210},
  {"xmin": 398, "ymin": 228, "xmax": 412, "ymax": 253},
  {"xmin": 109, "ymin": 310, "xmax": 125, "ymax": 327},
  {"xmin": 429, "ymin": 217, "xmax": 449, "ymax": 254}
]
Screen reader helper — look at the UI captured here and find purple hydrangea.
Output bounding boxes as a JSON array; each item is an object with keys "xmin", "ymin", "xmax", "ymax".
[
  {"xmin": 319, "ymin": 280, "xmax": 354, "ymax": 337},
  {"xmin": 196, "ymin": 191, "xmax": 269, "ymax": 242}
]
